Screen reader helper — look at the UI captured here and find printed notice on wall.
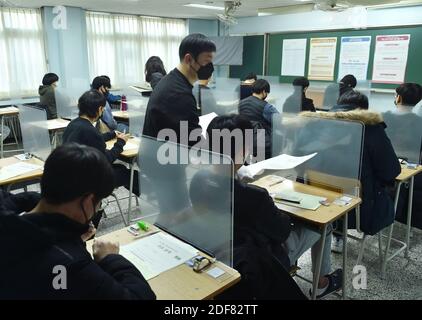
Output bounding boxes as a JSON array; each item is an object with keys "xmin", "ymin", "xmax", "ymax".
[
  {"xmin": 308, "ymin": 37, "xmax": 337, "ymax": 81},
  {"xmin": 372, "ymin": 35, "xmax": 411, "ymax": 84},
  {"xmin": 281, "ymin": 39, "xmax": 307, "ymax": 76},
  {"xmin": 338, "ymin": 36, "xmax": 371, "ymax": 81}
]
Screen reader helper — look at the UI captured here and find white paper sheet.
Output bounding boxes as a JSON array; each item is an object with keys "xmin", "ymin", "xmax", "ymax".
[
  {"xmin": 199, "ymin": 112, "xmax": 218, "ymax": 137},
  {"xmin": 123, "ymin": 142, "xmax": 138, "ymax": 151},
  {"xmin": 238, "ymin": 153, "xmax": 317, "ymax": 179},
  {"xmin": 0, "ymin": 162, "xmax": 43, "ymax": 181},
  {"xmin": 119, "ymin": 232, "xmax": 198, "ymax": 280},
  {"xmin": 281, "ymin": 39, "xmax": 307, "ymax": 77}
]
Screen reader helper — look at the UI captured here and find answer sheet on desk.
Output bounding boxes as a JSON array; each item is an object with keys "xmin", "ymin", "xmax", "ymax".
[
  {"xmin": 123, "ymin": 142, "xmax": 138, "ymax": 151},
  {"xmin": 238, "ymin": 153, "xmax": 318, "ymax": 179},
  {"xmin": 119, "ymin": 232, "xmax": 198, "ymax": 280},
  {"xmin": 0, "ymin": 162, "xmax": 43, "ymax": 181}
]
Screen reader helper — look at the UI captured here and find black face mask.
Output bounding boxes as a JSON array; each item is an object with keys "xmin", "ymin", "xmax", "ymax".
[
  {"xmin": 197, "ymin": 62, "xmax": 214, "ymax": 81},
  {"xmin": 80, "ymin": 196, "xmax": 102, "ymax": 227}
]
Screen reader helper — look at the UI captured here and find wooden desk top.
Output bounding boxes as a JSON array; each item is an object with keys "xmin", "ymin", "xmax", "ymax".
[
  {"xmin": 252, "ymin": 175, "xmax": 361, "ymax": 226},
  {"xmin": 0, "ymin": 157, "xmax": 44, "ymax": 186},
  {"xmin": 112, "ymin": 110, "xmax": 129, "ymax": 120},
  {"xmin": 87, "ymin": 227, "xmax": 241, "ymax": 300},
  {"xmin": 106, "ymin": 137, "xmax": 140, "ymax": 158},
  {"xmin": 397, "ymin": 164, "xmax": 422, "ymax": 181},
  {"xmin": 0, "ymin": 106, "xmax": 19, "ymax": 116},
  {"xmin": 46, "ymin": 118, "xmax": 70, "ymax": 131}
]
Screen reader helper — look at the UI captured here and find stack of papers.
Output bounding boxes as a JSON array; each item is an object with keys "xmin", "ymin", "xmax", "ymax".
[
  {"xmin": 272, "ymin": 189, "xmax": 327, "ymax": 211},
  {"xmin": 238, "ymin": 153, "xmax": 317, "ymax": 179},
  {"xmin": 120, "ymin": 232, "xmax": 198, "ymax": 280},
  {"xmin": 123, "ymin": 142, "xmax": 138, "ymax": 151},
  {"xmin": 0, "ymin": 162, "xmax": 43, "ymax": 181}
]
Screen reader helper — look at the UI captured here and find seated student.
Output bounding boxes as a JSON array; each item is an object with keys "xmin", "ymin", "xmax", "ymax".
[
  {"xmin": 145, "ymin": 56, "xmax": 167, "ymax": 90},
  {"xmin": 283, "ymin": 77, "xmax": 316, "ymax": 113},
  {"xmin": 339, "ymin": 74, "xmax": 357, "ymax": 98},
  {"xmin": 101, "ymin": 75, "xmax": 121, "ymax": 104},
  {"xmin": 300, "ymin": 90, "xmax": 401, "ymax": 251},
  {"xmin": 193, "ymin": 62, "xmax": 218, "ymax": 115},
  {"xmin": 238, "ymin": 79, "xmax": 279, "ymax": 159},
  {"xmin": 239, "ymin": 73, "xmax": 257, "ymax": 100},
  {"xmin": 331, "ymin": 90, "xmax": 368, "ymax": 112},
  {"xmin": 201, "ymin": 115, "xmax": 341, "ymax": 299},
  {"xmin": 91, "ymin": 76, "xmax": 128, "ymax": 133},
  {"xmin": 62, "ymin": 90, "xmax": 139, "ymax": 200},
  {"xmin": 382, "ymin": 83, "xmax": 422, "ymax": 230},
  {"xmin": 39, "ymin": 73, "xmax": 59, "ymax": 119},
  {"xmin": 0, "ymin": 144, "xmax": 156, "ymax": 300}
]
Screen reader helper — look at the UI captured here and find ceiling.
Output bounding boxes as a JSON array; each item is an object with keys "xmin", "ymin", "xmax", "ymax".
[{"xmin": 3, "ymin": 0, "xmax": 422, "ymax": 19}]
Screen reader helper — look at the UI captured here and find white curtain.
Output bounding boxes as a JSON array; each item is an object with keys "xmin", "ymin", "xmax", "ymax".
[
  {"xmin": 86, "ymin": 12, "xmax": 187, "ymax": 88},
  {"xmin": 0, "ymin": 8, "xmax": 46, "ymax": 100}
]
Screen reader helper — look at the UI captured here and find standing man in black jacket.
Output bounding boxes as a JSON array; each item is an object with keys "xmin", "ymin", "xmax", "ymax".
[
  {"xmin": 143, "ymin": 33, "xmax": 216, "ymax": 146},
  {"xmin": 0, "ymin": 144, "xmax": 156, "ymax": 300}
]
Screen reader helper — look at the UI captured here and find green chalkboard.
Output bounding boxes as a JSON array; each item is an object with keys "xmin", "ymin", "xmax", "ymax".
[
  {"xmin": 229, "ymin": 35, "xmax": 264, "ymax": 80},
  {"xmin": 266, "ymin": 26, "xmax": 422, "ymax": 89}
]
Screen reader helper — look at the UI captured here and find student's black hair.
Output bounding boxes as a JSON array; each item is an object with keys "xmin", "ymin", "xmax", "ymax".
[
  {"xmin": 206, "ymin": 114, "xmax": 253, "ymax": 162},
  {"xmin": 252, "ymin": 79, "xmax": 270, "ymax": 94},
  {"xmin": 41, "ymin": 143, "xmax": 114, "ymax": 205},
  {"xmin": 396, "ymin": 83, "xmax": 422, "ymax": 106},
  {"xmin": 100, "ymin": 75, "xmax": 111, "ymax": 82},
  {"xmin": 293, "ymin": 77, "xmax": 310, "ymax": 89},
  {"xmin": 340, "ymin": 74, "xmax": 357, "ymax": 88},
  {"xmin": 145, "ymin": 56, "xmax": 167, "ymax": 82},
  {"xmin": 78, "ymin": 90, "xmax": 106, "ymax": 118},
  {"xmin": 179, "ymin": 33, "xmax": 216, "ymax": 61},
  {"xmin": 91, "ymin": 76, "xmax": 111, "ymax": 90},
  {"xmin": 244, "ymin": 73, "xmax": 257, "ymax": 81},
  {"xmin": 338, "ymin": 90, "xmax": 369, "ymax": 110},
  {"xmin": 42, "ymin": 73, "xmax": 59, "ymax": 86}
]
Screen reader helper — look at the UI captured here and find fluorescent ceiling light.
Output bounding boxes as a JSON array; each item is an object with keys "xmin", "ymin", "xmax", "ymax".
[{"xmin": 184, "ymin": 4, "xmax": 225, "ymax": 11}]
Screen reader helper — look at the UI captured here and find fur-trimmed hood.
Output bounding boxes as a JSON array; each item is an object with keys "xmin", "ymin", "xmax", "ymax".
[{"xmin": 300, "ymin": 109, "xmax": 384, "ymax": 126}]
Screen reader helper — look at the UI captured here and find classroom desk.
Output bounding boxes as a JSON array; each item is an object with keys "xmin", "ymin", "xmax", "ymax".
[
  {"xmin": 0, "ymin": 156, "xmax": 44, "ymax": 190},
  {"xmin": 46, "ymin": 118, "xmax": 70, "ymax": 148},
  {"xmin": 106, "ymin": 137, "xmax": 141, "ymax": 223},
  {"xmin": 252, "ymin": 175, "xmax": 362, "ymax": 300},
  {"xmin": 382, "ymin": 165, "xmax": 422, "ymax": 275},
  {"xmin": 0, "ymin": 107, "xmax": 20, "ymax": 158},
  {"xmin": 112, "ymin": 110, "xmax": 129, "ymax": 121},
  {"xmin": 86, "ymin": 226, "xmax": 241, "ymax": 300}
]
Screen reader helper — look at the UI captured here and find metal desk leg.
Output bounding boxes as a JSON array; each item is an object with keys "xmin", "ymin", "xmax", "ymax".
[
  {"xmin": 127, "ymin": 157, "xmax": 136, "ymax": 224},
  {"xmin": 1, "ymin": 115, "xmax": 4, "ymax": 158},
  {"xmin": 405, "ymin": 177, "xmax": 414, "ymax": 258},
  {"xmin": 382, "ymin": 181, "xmax": 402, "ymax": 276},
  {"xmin": 342, "ymin": 212, "xmax": 349, "ymax": 300},
  {"xmin": 312, "ymin": 224, "xmax": 328, "ymax": 300}
]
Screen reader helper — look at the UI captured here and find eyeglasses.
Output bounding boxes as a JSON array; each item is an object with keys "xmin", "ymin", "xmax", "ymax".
[{"xmin": 192, "ymin": 256, "xmax": 215, "ymax": 273}]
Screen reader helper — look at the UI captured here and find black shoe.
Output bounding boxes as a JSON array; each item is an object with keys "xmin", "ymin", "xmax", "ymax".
[{"xmin": 309, "ymin": 269, "xmax": 343, "ymax": 299}]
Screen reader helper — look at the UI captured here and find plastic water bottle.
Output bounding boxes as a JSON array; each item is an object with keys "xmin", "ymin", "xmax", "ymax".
[{"xmin": 121, "ymin": 95, "xmax": 128, "ymax": 111}]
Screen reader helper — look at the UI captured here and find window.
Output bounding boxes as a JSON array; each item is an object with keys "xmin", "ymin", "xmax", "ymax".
[
  {"xmin": 0, "ymin": 8, "xmax": 46, "ymax": 100},
  {"xmin": 86, "ymin": 12, "xmax": 187, "ymax": 88}
]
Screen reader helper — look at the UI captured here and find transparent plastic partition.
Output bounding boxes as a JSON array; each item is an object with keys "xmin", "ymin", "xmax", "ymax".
[
  {"xmin": 257, "ymin": 75, "xmax": 280, "ymax": 84},
  {"xmin": 269, "ymin": 84, "xmax": 303, "ymax": 114},
  {"xmin": 354, "ymin": 80, "xmax": 372, "ymax": 102},
  {"xmin": 138, "ymin": 136, "xmax": 234, "ymax": 266},
  {"xmin": 207, "ymin": 77, "xmax": 240, "ymax": 115},
  {"xmin": 382, "ymin": 111, "xmax": 422, "ymax": 164},
  {"xmin": 369, "ymin": 91, "xmax": 395, "ymax": 113},
  {"xmin": 272, "ymin": 114, "xmax": 364, "ymax": 196},
  {"xmin": 17, "ymin": 105, "xmax": 52, "ymax": 161},
  {"xmin": 123, "ymin": 87, "xmax": 149, "ymax": 136},
  {"xmin": 55, "ymin": 81, "xmax": 88, "ymax": 120},
  {"xmin": 307, "ymin": 82, "xmax": 340, "ymax": 110}
]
